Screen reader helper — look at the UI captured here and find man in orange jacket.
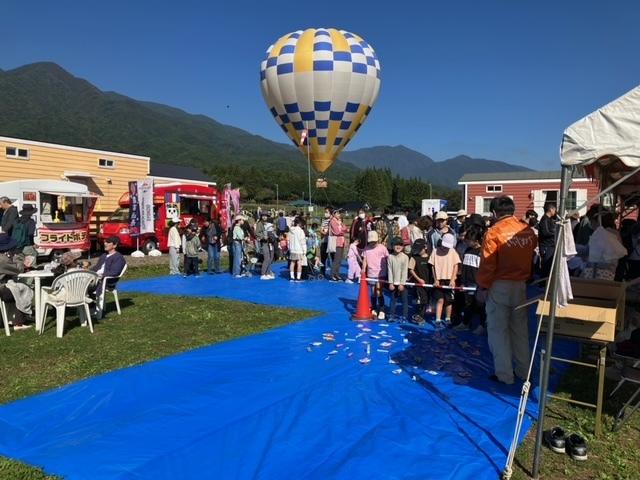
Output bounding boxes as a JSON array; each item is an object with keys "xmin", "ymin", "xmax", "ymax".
[{"xmin": 476, "ymin": 196, "xmax": 538, "ymax": 385}]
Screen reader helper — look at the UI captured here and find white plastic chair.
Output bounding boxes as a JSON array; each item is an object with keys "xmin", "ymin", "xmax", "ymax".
[
  {"xmin": 0, "ymin": 298, "xmax": 12, "ymax": 336},
  {"xmin": 96, "ymin": 264, "xmax": 127, "ymax": 320},
  {"xmin": 40, "ymin": 270, "xmax": 99, "ymax": 338}
]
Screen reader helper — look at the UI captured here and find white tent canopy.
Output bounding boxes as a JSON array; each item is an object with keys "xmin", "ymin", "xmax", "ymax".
[
  {"xmin": 561, "ymin": 84, "xmax": 640, "ymax": 168},
  {"xmin": 560, "ymin": 85, "xmax": 640, "ymax": 193}
]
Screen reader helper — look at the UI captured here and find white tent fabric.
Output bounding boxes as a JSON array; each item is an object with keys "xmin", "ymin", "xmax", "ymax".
[{"xmin": 561, "ymin": 85, "xmax": 640, "ymax": 168}]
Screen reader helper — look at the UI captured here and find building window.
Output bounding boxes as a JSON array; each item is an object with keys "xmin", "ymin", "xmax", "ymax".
[
  {"xmin": 566, "ymin": 191, "xmax": 577, "ymax": 212},
  {"xmin": 483, "ymin": 198, "xmax": 493, "ymax": 213},
  {"xmin": 6, "ymin": 146, "xmax": 30, "ymax": 159},
  {"xmin": 486, "ymin": 185, "xmax": 502, "ymax": 193},
  {"xmin": 98, "ymin": 158, "xmax": 115, "ymax": 168},
  {"xmin": 544, "ymin": 190, "xmax": 559, "ymax": 204}
]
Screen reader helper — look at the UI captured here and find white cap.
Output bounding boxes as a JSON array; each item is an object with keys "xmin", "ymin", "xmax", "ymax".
[
  {"xmin": 441, "ymin": 234, "xmax": 455, "ymax": 249},
  {"xmin": 435, "ymin": 211, "xmax": 448, "ymax": 221}
]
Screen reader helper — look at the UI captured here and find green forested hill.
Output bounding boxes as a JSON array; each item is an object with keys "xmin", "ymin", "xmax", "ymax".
[
  {"xmin": 0, "ymin": 62, "xmax": 531, "ymax": 207},
  {"xmin": 0, "ymin": 62, "xmax": 360, "ymax": 180}
]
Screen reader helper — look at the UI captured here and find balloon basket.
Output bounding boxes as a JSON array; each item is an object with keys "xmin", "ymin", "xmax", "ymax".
[{"xmin": 316, "ymin": 177, "xmax": 328, "ymax": 189}]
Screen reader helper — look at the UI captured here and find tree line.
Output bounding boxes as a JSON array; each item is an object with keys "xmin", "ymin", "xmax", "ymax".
[{"xmin": 204, "ymin": 164, "xmax": 462, "ymax": 212}]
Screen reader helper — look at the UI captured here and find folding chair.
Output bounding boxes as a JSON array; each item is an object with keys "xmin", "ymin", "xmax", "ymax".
[
  {"xmin": 96, "ymin": 264, "xmax": 127, "ymax": 320},
  {"xmin": 40, "ymin": 270, "xmax": 99, "ymax": 338},
  {"xmin": 609, "ymin": 351, "xmax": 640, "ymax": 398},
  {"xmin": 0, "ymin": 298, "xmax": 12, "ymax": 336},
  {"xmin": 611, "ymin": 366, "xmax": 640, "ymax": 432}
]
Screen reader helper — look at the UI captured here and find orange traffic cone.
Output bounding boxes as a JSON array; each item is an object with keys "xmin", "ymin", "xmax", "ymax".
[{"xmin": 351, "ymin": 271, "xmax": 373, "ymax": 321}]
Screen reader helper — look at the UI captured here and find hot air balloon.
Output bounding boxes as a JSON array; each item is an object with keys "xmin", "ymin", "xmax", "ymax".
[{"xmin": 260, "ymin": 28, "xmax": 381, "ymax": 184}]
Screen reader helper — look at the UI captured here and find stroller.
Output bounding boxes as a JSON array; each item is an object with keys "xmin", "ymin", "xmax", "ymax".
[
  {"xmin": 239, "ymin": 242, "xmax": 255, "ymax": 278},
  {"xmin": 304, "ymin": 240, "xmax": 324, "ymax": 281},
  {"xmin": 306, "ymin": 261, "xmax": 325, "ymax": 281}
]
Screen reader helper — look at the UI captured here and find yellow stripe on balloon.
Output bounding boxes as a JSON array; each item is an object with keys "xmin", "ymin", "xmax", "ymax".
[
  {"xmin": 294, "ymin": 30, "xmax": 315, "ymax": 73},
  {"xmin": 329, "ymin": 29, "xmax": 350, "ymax": 53},
  {"xmin": 271, "ymin": 35, "xmax": 291, "ymax": 58}
]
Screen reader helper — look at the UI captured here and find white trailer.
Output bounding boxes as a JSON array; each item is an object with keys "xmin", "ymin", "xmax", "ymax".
[{"xmin": 0, "ymin": 180, "xmax": 99, "ymax": 256}]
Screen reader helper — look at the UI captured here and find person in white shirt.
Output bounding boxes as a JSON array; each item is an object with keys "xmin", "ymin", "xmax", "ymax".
[
  {"xmin": 288, "ymin": 218, "xmax": 307, "ymax": 281},
  {"xmin": 167, "ymin": 218, "xmax": 182, "ymax": 275}
]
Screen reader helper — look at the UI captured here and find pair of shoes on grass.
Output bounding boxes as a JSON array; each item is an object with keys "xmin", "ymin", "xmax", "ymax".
[{"xmin": 545, "ymin": 426, "xmax": 588, "ymax": 461}]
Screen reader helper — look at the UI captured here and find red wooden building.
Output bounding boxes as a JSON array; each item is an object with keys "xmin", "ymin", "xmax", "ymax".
[{"xmin": 458, "ymin": 171, "xmax": 602, "ymax": 218}]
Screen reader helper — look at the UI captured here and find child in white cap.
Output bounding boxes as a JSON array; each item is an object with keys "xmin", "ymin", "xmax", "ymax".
[{"xmin": 428, "ymin": 232, "xmax": 461, "ymax": 329}]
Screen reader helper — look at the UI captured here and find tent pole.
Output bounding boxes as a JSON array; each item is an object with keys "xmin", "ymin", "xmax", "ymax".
[{"xmin": 532, "ymin": 166, "xmax": 572, "ymax": 478}]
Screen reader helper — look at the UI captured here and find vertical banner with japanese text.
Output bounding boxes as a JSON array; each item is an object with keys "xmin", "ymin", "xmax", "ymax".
[
  {"xmin": 128, "ymin": 181, "xmax": 141, "ymax": 237},
  {"xmin": 138, "ymin": 179, "xmax": 155, "ymax": 234}
]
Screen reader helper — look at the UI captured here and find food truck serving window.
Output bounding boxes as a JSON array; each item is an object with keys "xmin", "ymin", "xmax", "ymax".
[
  {"xmin": 179, "ymin": 195, "xmax": 215, "ymax": 216},
  {"xmin": 40, "ymin": 192, "xmax": 95, "ymax": 223}
]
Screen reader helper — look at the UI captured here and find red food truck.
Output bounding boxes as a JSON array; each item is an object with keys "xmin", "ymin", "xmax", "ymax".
[{"xmin": 98, "ymin": 183, "xmax": 220, "ymax": 253}]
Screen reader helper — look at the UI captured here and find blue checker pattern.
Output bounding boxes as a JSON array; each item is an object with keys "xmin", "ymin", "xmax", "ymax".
[{"xmin": 260, "ymin": 28, "xmax": 381, "ymax": 173}]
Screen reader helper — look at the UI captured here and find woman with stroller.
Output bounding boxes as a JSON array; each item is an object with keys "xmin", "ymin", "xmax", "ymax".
[{"xmin": 232, "ymin": 216, "xmax": 248, "ymax": 278}]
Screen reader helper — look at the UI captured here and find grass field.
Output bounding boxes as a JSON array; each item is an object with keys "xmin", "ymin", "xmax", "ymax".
[{"xmin": 1, "ymin": 262, "xmax": 639, "ymax": 479}]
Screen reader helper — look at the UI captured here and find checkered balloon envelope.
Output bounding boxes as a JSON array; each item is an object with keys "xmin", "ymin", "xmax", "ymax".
[{"xmin": 260, "ymin": 28, "xmax": 381, "ymax": 175}]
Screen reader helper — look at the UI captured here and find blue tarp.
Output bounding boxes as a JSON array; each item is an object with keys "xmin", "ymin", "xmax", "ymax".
[{"xmin": 0, "ymin": 264, "xmax": 577, "ymax": 479}]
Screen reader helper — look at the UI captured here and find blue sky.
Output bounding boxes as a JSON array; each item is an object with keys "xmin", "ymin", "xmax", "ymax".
[{"xmin": 3, "ymin": 0, "xmax": 640, "ymax": 170}]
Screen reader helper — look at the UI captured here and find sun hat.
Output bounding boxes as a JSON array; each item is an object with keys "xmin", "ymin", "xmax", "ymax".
[
  {"xmin": 60, "ymin": 250, "xmax": 82, "ymax": 266},
  {"xmin": 441, "ymin": 233, "xmax": 455, "ymax": 249},
  {"xmin": 456, "ymin": 209, "xmax": 468, "ymax": 218},
  {"xmin": 367, "ymin": 231, "xmax": 379, "ymax": 243},
  {"xmin": 19, "ymin": 204, "xmax": 38, "ymax": 216},
  {"xmin": 435, "ymin": 211, "xmax": 448, "ymax": 221},
  {"xmin": 411, "ymin": 238, "xmax": 427, "ymax": 255},
  {"xmin": 169, "ymin": 217, "xmax": 181, "ymax": 224},
  {"xmin": 0, "ymin": 233, "xmax": 17, "ymax": 252}
]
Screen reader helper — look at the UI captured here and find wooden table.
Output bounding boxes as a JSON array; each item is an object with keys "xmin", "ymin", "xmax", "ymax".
[{"xmin": 18, "ymin": 270, "xmax": 54, "ymax": 332}]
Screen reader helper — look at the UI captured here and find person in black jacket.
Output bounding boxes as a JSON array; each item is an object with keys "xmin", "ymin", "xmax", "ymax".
[
  {"xmin": 92, "ymin": 235, "xmax": 127, "ymax": 299},
  {"xmin": 538, "ymin": 202, "xmax": 557, "ymax": 284},
  {"xmin": 15, "ymin": 204, "xmax": 38, "ymax": 256},
  {"xmin": 202, "ymin": 218, "xmax": 223, "ymax": 274},
  {"xmin": 0, "ymin": 197, "xmax": 19, "ymax": 236}
]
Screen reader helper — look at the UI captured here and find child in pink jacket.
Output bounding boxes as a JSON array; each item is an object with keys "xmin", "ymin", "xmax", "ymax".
[{"xmin": 346, "ymin": 238, "xmax": 362, "ymax": 283}]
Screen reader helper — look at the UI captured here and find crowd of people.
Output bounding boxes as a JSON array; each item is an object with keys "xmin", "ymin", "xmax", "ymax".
[
  {"xmin": 207, "ymin": 195, "xmax": 634, "ymax": 386},
  {"xmin": 6, "ymin": 191, "xmax": 635, "ymax": 384}
]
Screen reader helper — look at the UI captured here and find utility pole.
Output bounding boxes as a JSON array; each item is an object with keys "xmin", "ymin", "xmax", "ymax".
[{"xmin": 275, "ymin": 184, "xmax": 279, "ymax": 211}]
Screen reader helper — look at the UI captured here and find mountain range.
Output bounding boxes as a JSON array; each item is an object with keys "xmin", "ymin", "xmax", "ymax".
[{"xmin": 0, "ymin": 62, "xmax": 532, "ymax": 188}]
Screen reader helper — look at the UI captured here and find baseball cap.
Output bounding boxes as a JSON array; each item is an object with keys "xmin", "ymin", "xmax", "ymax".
[
  {"xmin": 466, "ymin": 214, "xmax": 484, "ymax": 227},
  {"xmin": 367, "ymin": 231, "xmax": 379, "ymax": 242},
  {"xmin": 407, "ymin": 212, "xmax": 420, "ymax": 223},
  {"xmin": 411, "ymin": 238, "xmax": 427, "ymax": 254},
  {"xmin": 105, "ymin": 235, "xmax": 121, "ymax": 245},
  {"xmin": 392, "ymin": 237, "xmax": 404, "ymax": 246},
  {"xmin": 441, "ymin": 233, "xmax": 455, "ymax": 249},
  {"xmin": 435, "ymin": 211, "xmax": 448, "ymax": 221}
]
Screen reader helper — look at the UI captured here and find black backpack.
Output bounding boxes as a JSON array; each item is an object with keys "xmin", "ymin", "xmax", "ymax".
[{"xmin": 11, "ymin": 221, "xmax": 28, "ymax": 249}]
